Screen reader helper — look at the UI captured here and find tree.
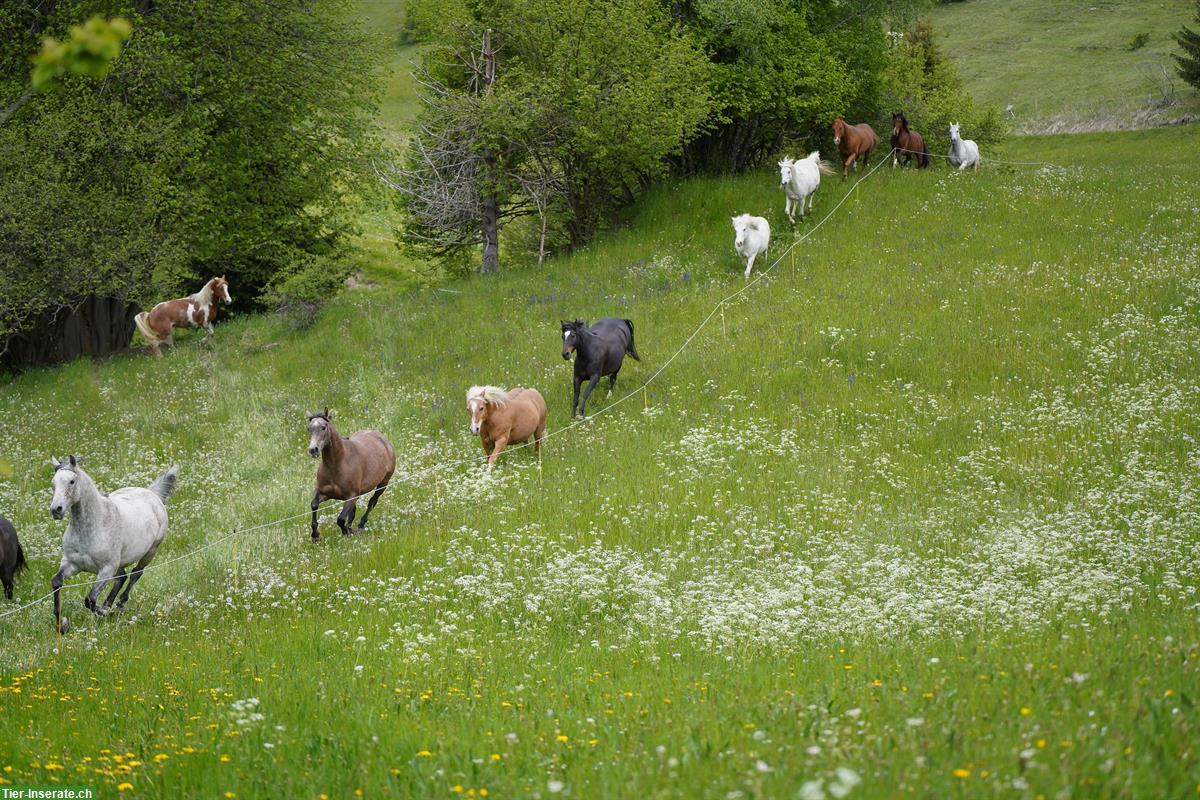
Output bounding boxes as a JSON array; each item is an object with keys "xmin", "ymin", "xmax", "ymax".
[
  {"xmin": 1175, "ymin": 1, "xmax": 1200, "ymax": 89},
  {"xmin": 388, "ymin": 0, "xmax": 710, "ymax": 272},
  {"xmin": 0, "ymin": 0, "xmax": 381, "ymax": 359}
]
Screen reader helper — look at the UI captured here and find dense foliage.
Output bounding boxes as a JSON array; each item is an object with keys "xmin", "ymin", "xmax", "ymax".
[
  {"xmin": 877, "ymin": 21, "xmax": 1005, "ymax": 153},
  {"xmin": 395, "ymin": 0, "xmax": 710, "ymax": 270},
  {"xmin": 1175, "ymin": 1, "xmax": 1200, "ymax": 89},
  {"xmin": 0, "ymin": 0, "xmax": 379, "ymax": 354}
]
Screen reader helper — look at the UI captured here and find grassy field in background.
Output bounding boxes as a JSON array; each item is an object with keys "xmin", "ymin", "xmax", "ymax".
[
  {"xmin": 0, "ymin": 125, "xmax": 1197, "ymax": 798},
  {"xmin": 930, "ymin": 0, "xmax": 1200, "ymax": 131}
]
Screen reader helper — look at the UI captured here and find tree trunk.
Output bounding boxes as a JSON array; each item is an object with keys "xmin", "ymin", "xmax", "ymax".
[{"xmin": 480, "ymin": 189, "xmax": 500, "ymax": 273}]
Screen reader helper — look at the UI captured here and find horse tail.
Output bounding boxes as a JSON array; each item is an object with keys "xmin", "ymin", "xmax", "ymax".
[
  {"xmin": 13, "ymin": 541, "xmax": 26, "ymax": 577},
  {"xmin": 148, "ymin": 465, "xmax": 179, "ymax": 504},
  {"xmin": 920, "ymin": 142, "xmax": 931, "ymax": 168},
  {"xmin": 817, "ymin": 158, "xmax": 836, "ymax": 177},
  {"xmin": 623, "ymin": 319, "xmax": 641, "ymax": 362},
  {"xmin": 134, "ymin": 311, "xmax": 163, "ymax": 345}
]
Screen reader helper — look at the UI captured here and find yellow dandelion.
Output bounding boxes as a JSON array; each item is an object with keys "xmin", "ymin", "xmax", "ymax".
[
  {"xmin": 219, "ymin": 754, "xmax": 231, "ymax": 763},
  {"xmin": 416, "ymin": 750, "xmax": 432, "ymax": 758},
  {"xmin": 117, "ymin": 783, "xmax": 133, "ymax": 792},
  {"xmin": 1019, "ymin": 707, "xmax": 1032, "ymax": 716},
  {"xmin": 952, "ymin": 768, "xmax": 971, "ymax": 779},
  {"xmin": 225, "ymin": 793, "xmax": 235, "ymax": 799},
  {"xmin": 480, "ymin": 791, "xmax": 489, "ymax": 798},
  {"xmin": 44, "ymin": 763, "xmax": 64, "ymax": 771},
  {"xmin": 452, "ymin": 785, "xmax": 464, "ymax": 794},
  {"xmin": 153, "ymin": 754, "xmax": 168, "ymax": 763},
  {"xmin": 556, "ymin": 735, "xmax": 569, "ymax": 743},
  {"xmin": 490, "ymin": 754, "xmax": 501, "ymax": 762},
  {"xmin": 1036, "ymin": 739, "xmax": 1046, "ymax": 749}
]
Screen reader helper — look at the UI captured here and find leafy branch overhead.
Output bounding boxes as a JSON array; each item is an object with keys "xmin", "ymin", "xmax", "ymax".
[{"xmin": 30, "ymin": 15, "xmax": 132, "ymax": 90}]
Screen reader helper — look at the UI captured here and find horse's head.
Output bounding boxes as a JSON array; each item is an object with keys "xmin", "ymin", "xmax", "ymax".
[
  {"xmin": 892, "ymin": 112, "xmax": 907, "ymax": 136},
  {"xmin": 778, "ymin": 158, "xmax": 794, "ymax": 187},
  {"xmin": 832, "ymin": 117, "xmax": 845, "ymax": 145},
  {"xmin": 949, "ymin": 122, "xmax": 961, "ymax": 143},
  {"xmin": 561, "ymin": 320, "xmax": 585, "ymax": 360},
  {"xmin": 306, "ymin": 408, "xmax": 332, "ymax": 457},
  {"xmin": 48, "ymin": 455, "xmax": 85, "ymax": 519},
  {"xmin": 466, "ymin": 387, "xmax": 489, "ymax": 435},
  {"xmin": 212, "ymin": 275, "xmax": 233, "ymax": 305},
  {"xmin": 732, "ymin": 215, "xmax": 754, "ymax": 250}
]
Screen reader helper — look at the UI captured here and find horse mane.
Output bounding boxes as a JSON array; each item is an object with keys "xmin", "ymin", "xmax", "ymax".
[
  {"xmin": 467, "ymin": 385, "xmax": 512, "ymax": 407},
  {"xmin": 733, "ymin": 213, "xmax": 764, "ymax": 231},
  {"xmin": 562, "ymin": 319, "xmax": 587, "ymax": 332}
]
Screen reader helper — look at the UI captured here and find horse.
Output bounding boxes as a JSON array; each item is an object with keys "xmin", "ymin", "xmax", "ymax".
[
  {"xmin": 732, "ymin": 214, "xmax": 770, "ymax": 279},
  {"xmin": 0, "ymin": 516, "xmax": 26, "ymax": 601},
  {"xmin": 135, "ymin": 276, "xmax": 233, "ymax": 356},
  {"xmin": 948, "ymin": 122, "xmax": 981, "ymax": 171},
  {"xmin": 466, "ymin": 386, "xmax": 548, "ymax": 470},
  {"xmin": 779, "ymin": 152, "xmax": 836, "ymax": 224},
  {"xmin": 890, "ymin": 113, "xmax": 930, "ymax": 168},
  {"xmin": 306, "ymin": 408, "xmax": 395, "ymax": 542},
  {"xmin": 561, "ymin": 318, "xmax": 640, "ymax": 418},
  {"xmin": 831, "ymin": 117, "xmax": 879, "ymax": 179},
  {"xmin": 48, "ymin": 456, "xmax": 178, "ymax": 633}
]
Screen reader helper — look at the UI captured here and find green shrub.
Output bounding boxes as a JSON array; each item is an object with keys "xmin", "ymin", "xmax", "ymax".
[{"xmin": 1128, "ymin": 32, "xmax": 1150, "ymax": 51}]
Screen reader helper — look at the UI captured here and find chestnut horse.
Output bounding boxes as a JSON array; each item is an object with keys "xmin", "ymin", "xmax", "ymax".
[
  {"xmin": 306, "ymin": 409, "xmax": 395, "ymax": 542},
  {"xmin": 831, "ymin": 117, "xmax": 879, "ymax": 179},
  {"xmin": 135, "ymin": 276, "xmax": 233, "ymax": 356},
  {"xmin": 891, "ymin": 113, "xmax": 930, "ymax": 168},
  {"xmin": 466, "ymin": 386, "xmax": 547, "ymax": 470}
]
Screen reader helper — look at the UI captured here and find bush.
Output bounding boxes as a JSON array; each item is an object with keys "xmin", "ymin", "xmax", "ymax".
[
  {"xmin": 878, "ymin": 21, "xmax": 1005, "ymax": 156},
  {"xmin": 1128, "ymin": 32, "xmax": 1150, "ymax": 51},
  {"xmin": 263, "ymin": 253, "xmax": 354, "ymax": 330}
]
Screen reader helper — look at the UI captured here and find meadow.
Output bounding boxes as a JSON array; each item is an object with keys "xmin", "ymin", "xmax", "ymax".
[
  {"xmin": 0, "ymin": 123, "xmax": 1197, "ymax": 798},
  {"xmin": 931, "ymin": 0, "xmax": 1200, "ymax": 131}
]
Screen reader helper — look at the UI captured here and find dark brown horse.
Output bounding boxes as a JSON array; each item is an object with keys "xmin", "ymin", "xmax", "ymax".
[
  {"xmin": 890, "ymin": 113, "xmax": 930, "ymax": 168},
  {"xmin": 306, "ymin": 409, "xmax": 396, "ymax": 542},
  {"xmin": 0, "ymin": 516, "xmax": 26, "ymax": 600},
  {"xmin": 831, "ymin": 117, "xmax": 879, "ymax": 180}
]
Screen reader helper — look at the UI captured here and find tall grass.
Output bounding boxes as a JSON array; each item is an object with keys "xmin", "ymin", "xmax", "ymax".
[{"xmin": 0, "ymin": 126, "xmax": 1197, "ymax": 798}]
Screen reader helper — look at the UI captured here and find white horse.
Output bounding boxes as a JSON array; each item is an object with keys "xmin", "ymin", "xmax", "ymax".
[
  {"xmin": 778, "ymin": 152, "xmax": 835, "ymax": 223},
  {"xmin": 48, "ymin": 456, "xmax": 177, "ymax": 633},
  {"xmin": 732, "ymin": 214, "xmax": 770, "ymax": 279},
  {"xmin": 948, "ymin": 122, "xmax": 980, "ymax": 171}
]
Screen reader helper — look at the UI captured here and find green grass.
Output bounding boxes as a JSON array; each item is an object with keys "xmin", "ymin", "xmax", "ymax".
[
  {"xmin": 1, "ymin": 126, "xmax": 1198, "ymax": 798},
  {"xmin": 931, "ymin": 0, "xmax": 1200, "ymax": 131}
]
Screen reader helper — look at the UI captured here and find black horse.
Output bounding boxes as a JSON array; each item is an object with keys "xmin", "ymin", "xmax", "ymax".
[
  {"xmin": 0, "ymin": 516, "xmax": 26, "ymax": 601},
  {"xmin": 561, "ymin": 318, "xmax": 640, "ymax": 418}
]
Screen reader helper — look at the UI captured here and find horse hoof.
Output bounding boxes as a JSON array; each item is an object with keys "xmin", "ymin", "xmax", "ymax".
[{"xmin": 58, "ymin": 618, "xmax": 70, "ymax": 635}]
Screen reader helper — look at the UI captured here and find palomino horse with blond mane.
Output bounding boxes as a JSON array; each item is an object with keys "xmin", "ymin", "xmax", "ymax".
[
  {"xmin": 135, "ymin": 276, "xmax": 233, "ymax": 356},
  {"xmin": 305, "ymin": 409, "xmax": 395, "ymax": 542},
  {"xmin": 831, "ymin": 117, "xmax": 879, "ymax": 179},
  {"xmin": 466, "ymin": 386, "xmax": 548, "ymax": 470}
]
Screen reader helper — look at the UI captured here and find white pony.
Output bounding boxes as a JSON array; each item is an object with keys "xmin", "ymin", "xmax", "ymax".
[
  {"xmin": 48, "ymin": 456, "xmax": 177, "ymax": 633},
  {"xmin": 778, "ymin": 152, "xmax": 835, "ymax": 223},
  {"xmin": 731, "ymin": 214, "xmax": 770, "ymax": 280},
  {"xmin": 948, "ymin": 122, "xmax": 980, "ymax": 171}
]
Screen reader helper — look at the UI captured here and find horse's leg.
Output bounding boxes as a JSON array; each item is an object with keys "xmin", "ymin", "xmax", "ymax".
[
  {"xmin": 51, "ymin": 561, "xmax": 79, "ymax": 632},
  {"xmin": 607, "ymin": 368, "xmax": 620, "ymax": 399},
  {"xmin": 356, "ymin": 484, "xmax": 388, "ymax": 532},
  {"xmin": 102, "ymin": 567, "xmax": 128, "ymax": 610},
  {"xmin": 117, "ymin": 551, "xmax": 157, "ymax": 608},
  {"xmin": 572, "ymin": 375, "xmax": 583, "ymax": 418},
  {"xmin": 84, "ymin": 564, "xmax": 118, "ymax": 614},
  {"xmin": 487, "ymin": 435, "xmax": 509, "ymax": 470},
  {"xmin": 579, "ymin": 375, "xmax": 601, "ymax": 417},
  {"xmin": 337, "ymin": 500, "xmax": 357, "ymax": 536},
  {"xmin": 744, "ymin": 251, "xmax": 756, "ymax": 280},
  {"xmin": 310, "ymin": 491, "xmax": 323, "ymax": 542},
  {"xmin": 2, "ymin": 565, "xmax": 13, "ymax": 600},
  {"xmin": 842, "ymin": 155, "xmax": 853, "ymax": 180}
]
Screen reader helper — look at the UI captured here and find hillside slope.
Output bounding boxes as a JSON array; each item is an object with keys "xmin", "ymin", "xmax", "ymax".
[
  {"xmin": 931, "ymin": 0, "xmax": 1200, "ymax": 131},
  {"xmin": 0, "ymin": 127, "xmax": 1197, "ymax": 797}
]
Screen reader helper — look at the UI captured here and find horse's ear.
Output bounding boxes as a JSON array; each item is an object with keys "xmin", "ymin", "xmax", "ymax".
[
  {"xmin": 323, "ymin": 407, "xmax": 331, "ymax": 420},
  {"xmin": 305, "ymin": 411, "xmax": 314, "ymax": 421},
  {"xmin": 49, "ymin": 457, "xmax": 61, "ymax": 469},
  {"xmin": 68, "ymin": 455, "xmax": 77, "ymax": 468}
]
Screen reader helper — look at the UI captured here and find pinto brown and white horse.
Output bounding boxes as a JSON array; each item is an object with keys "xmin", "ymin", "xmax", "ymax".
[
  {"xmin": 466, "ymin": 386, "xmax": 547, "ymax": 470},
  {"xmin": 134, "ymin": 276, "xmax": 232, "ymax": 356},
  {"xmin": 891, "ymin": 113, "xmax": 930, "ymax": 168},
  {"xmin": 306, "ymin": 408, "xmax": 395, "ymax": 542},
  {"xmin": 832, "ymin": 117, "xmax": 879, "ymax": 180}
]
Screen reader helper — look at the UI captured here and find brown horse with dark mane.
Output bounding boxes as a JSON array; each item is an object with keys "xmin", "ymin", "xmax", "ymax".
[
  {"xmin": 890, "ymin": 113, "xmax": 930, "ymax": 168},
  {"xmin": 135, "ymin": 276, "xmax": 233, "ymax": 356},
  {"xmin": 831, "ymin": 117, "xmax": 879, "ymax": 180},
  {"xmin": 306, "ymin": 408, "xmax": 395, "ymax": 542}
]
